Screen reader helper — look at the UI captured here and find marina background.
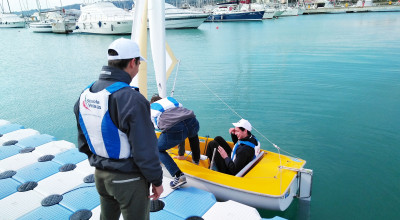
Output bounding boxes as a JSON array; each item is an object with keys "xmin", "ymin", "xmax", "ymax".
[{"xmin": 1, "ymin": 12, "xmax": 399, "ymax": 219}]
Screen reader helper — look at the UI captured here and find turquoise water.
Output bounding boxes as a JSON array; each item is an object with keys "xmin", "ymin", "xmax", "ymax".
[{"xmin": 1, "ymin": 12, "xmax": 400, "ymax": 219}]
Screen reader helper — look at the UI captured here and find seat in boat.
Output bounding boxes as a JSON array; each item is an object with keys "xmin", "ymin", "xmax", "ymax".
[{"xmin": 235, "ymin": 151, "xmax": 265, "ymax": 177}]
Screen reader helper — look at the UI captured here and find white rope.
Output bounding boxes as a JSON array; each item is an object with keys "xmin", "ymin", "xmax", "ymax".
[
  {"xmin": 170, "ymin": 60, "xmax": 181, "ymax": 97},
  {"xmin": 186, "ymin": 68, "xmax": 301, "ymax": 157},
  {"xmin": 184, "ymin": 68, "xmax": 306, "ymax": 193}
]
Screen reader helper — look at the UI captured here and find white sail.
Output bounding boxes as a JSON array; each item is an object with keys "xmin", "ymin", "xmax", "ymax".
[
  {"xmin": 131, "ymin": 0, "xmax": 178, "ymax": 99},
  {"xmin": 148, "ymin": 0, "xmax": 167, "ymax": 98}
]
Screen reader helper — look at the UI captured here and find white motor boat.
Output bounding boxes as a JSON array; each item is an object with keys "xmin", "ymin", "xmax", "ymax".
[
  {"xmin": 164, "ymin": 3, "xmax": 209, "ymax": 29},
  {"xmin": 0, "ymin": 13, "xmax": 26, "ymax": 28},
  {"xmin": 49, "ymin": 9, "xmax": 80, "ymax": 34},
  {"xmin": 29, "ymin": 20, "xmax": 53, "ymax": 33},
  {"xmin": 280, "ymin": 6, "xmax": 300, "ymax": 16},
  {"xmin": 75, "ymin": 2, "xmax": 133, "ymax": 35}
]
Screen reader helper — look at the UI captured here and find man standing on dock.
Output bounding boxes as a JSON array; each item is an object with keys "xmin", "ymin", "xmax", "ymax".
[{"xmin": 74, "ymin": 38, "xmax": 163, "ymax": 220}]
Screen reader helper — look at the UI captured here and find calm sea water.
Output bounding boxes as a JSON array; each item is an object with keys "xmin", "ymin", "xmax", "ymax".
[{"xmin": 1, "ymin": 12, "xmax": 399, "ymax": 219}]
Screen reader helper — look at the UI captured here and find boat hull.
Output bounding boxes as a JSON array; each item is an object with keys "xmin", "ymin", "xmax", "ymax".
[
  {"xmin": 263, "ymin": 10, "xmax": 275, "ymax": 19},
  {"xmin": 75, "ymin": 20, "xmax": 132, "ymax": 35},
  {"xmin": 165, "ymin": 15, "xmax": 208, "ymax": 29},
  {"xmin": 0, "ymin": 21, "xmax": 25, "ymax": 28},
  {"xmin": 158, "ymin": 134, "xmax": 312, "ymax": 211},
  {"xmin": 29, "ymin": 22, "xmax": 53, "ymax": 33},
  {"xmin": 280, "ymin": 8, "xmax": 299, "ymax": 17},
  {"xmin": 164, "ymin": 167, "xmax": 299, "ymax": 211},
  {"xmin": 52, "ymin": 21, "xmax": 77, "ymax": 34},
  {"xmin": 206, "ymin": 11, "xmax": 265, "ymax": 21}
]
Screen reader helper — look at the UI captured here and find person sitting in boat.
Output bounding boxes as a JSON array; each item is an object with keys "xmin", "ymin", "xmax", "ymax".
[
  {"xmin": 150, "ymin": 94, "xmax": 200, "ymax": 189},
  {"xmin": 206, "ymin": 119, "xmax": 260, "ymax": 175}
]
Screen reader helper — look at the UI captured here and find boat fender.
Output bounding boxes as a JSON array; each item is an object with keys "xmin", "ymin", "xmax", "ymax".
[
  {"xmin": 186, "ymin": 216, "xmax": 204, "ymax": 220},
  {"xmin": 59, "ymin": 163, "xmax": 77, "ymax": 172},
  {"xmin": 98, "ymin": 21, "xmax": 102, "ymax": 27},
  {"xmin": 20, "ymin": 147, "xmax": 35, "ymax": 153},
  {"xmin": 150, "ymin": 199, "xmax": 165, "ymax": 212},
  {"xmin": 18, "ymin": 181, "xmax": 38, "ymax": 192},
  {"xmin": 70, "ymin": 209, "xmax": 93, "ymax": 220},
  {"xmin": 41, "ymin": 194, "xmax": 63, "ymax": 206},
  {"xmin": 38, "ymin": 155, "xmax": 55, "ymax": 162},
  {"xmin": 0, "ymin": 170, "xmax": 17, "ymax": 179},
  {"xmin": 3, "ymin": 140, "xmax": 18, "ymax": 146},
  {"xmin": 84, "ymin": 174, "xmax": 95, "ymax": 183},
  {"xmin": 111, "ymin": 24, "xmax": 114, "ymax": 31}
]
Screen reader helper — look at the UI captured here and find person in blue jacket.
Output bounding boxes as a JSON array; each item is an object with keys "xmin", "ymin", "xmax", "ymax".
[
  {"xmin": 74, "ymin": 38, "xmax": 163, "ymax": 220},
  {"xmin": 150, "ymin": 94, "xmax": 200, "ymax": 189},
  {"xmin": 206, "ymin": 119, "xmax": 260, "ymax": 175}
]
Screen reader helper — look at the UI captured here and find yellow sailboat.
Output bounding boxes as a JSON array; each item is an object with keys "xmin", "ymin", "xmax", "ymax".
[
  {"xmin": 158, "ymin": 133, "xmax": 312, "ymax": 211},
  {"xmin": 131, "ymin": 0, "xmax": 313, "ymax": 211}
]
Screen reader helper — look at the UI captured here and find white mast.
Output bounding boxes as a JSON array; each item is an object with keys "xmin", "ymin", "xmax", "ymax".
[
  {"xmin": 131, "ymin": 0, "xmax": 177, "ymax": 99},
  {"xmin": 148, "ymin": 0, "xmax": 167, "ymax": 98}
]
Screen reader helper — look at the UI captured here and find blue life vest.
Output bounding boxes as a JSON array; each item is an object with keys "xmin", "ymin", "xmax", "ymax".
[
  {"xmin": 150, "ymin": 97, "xmax": 182, "ymax": 129},
  {"xmin": 78, "ymin": 82, "xmax": 135, "ymax": 159},
  {"xmin": 231, "ymin": 135, "xmax": 260, "ymax": 161}
]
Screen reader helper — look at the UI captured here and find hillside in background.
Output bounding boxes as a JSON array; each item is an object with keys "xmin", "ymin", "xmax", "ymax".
[{"xmin": 15, "ymin": 0, "xmax": 228, "ymax": 16}]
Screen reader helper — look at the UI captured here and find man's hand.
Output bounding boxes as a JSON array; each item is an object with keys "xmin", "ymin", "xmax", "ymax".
[
  {"xmin": 174, "ymin": 155, "xmax": 186, "ymax": 160},
  {"xmin": 149, "ymin": 184, "xmax": 164, "ymax": 200},
  {"xmin": 217, "ymin": 146, "xmax": 228, "ymax": 159},
  {"xmin": 229, "ymin": 127, "xmax": 235, "ymax": 135}
]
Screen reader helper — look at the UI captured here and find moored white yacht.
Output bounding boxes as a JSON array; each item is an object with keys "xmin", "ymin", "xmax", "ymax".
[
  {"xmin": 164, "ymin": 3, "xmax": 209, "ymax": 29},
  {"xmin": 51, "ymin": 9, "xmax": 80, "ymax": 34},
  {"xmin": 29, "ymin": 19, "xmax": 53, "ymax": 33},
  {"xmin": 247, "ymin": 3, "xmax": 283, "ymax": 19},
  {"xmin": 206, "ymin": 3, "xmax": 265, "ymax": 22},
  {"xmin": 75, "ymin": 2, "xmax": 133, "ymax": 35},
  {"xmin": 0, "ymin": 13, "xmax": 26, "ymax": 28},
  {"xmin": 280, "ymin": 6, "xmax": 300, "ymax": 16}
]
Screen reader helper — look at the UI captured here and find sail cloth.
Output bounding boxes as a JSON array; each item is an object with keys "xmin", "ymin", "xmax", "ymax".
[{"xmin": 131, "ymin": 0, "xmax": 178, "ymax": 99}]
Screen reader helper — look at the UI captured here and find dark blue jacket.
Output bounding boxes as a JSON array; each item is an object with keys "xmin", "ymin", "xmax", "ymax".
[{"xmin": 74, "ymin": 66, "xmax": 163, "ymax": 186}]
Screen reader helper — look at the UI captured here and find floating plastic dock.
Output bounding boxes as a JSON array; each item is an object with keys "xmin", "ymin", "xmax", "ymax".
[{"xmin": 0, "ymin": 119, "xmax": 285, "ymax": 220}]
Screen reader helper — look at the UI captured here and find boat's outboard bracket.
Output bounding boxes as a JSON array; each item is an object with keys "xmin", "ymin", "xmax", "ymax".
[{"xmin": 298, "ymin": 169, "xmax": 313, "ymax": 199}]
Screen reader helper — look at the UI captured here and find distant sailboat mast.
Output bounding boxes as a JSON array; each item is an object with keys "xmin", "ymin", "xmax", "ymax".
[{"xmin": 6, "ymin": 0, "xmax": 11, "ymax": 13}]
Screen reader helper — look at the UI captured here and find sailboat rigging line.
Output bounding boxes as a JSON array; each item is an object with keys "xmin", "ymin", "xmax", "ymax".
[
  {"xmin": 186, "ymin": 69, "xmax": 302, "ymax": 159},
  {"xmin": 278, "ymin": 148, "xmax": 283, "ymax": 196},
  {"xmin": 170, "ymin": 59, "xmax": 181, "ymax": 97}
]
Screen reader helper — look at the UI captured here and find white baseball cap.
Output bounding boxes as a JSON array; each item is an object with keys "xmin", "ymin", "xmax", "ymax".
[
  {"xmin": 107, "ymin": 38, "xmax": 146, "ymax": 62},
  {"xmin": 232, "ymin": 119, "xmax": 252, "ymax": 131}
]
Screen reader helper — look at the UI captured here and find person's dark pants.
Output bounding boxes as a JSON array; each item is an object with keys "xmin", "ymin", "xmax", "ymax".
[
  {"xmin": 206, "ymin": 136, "xmax": 232, "ymax": 174},
  {"xmin": 95, "ymin": 169, "xmax": 150, "ymax": 220},
  {"xmin": 158, "ymin": 117, "xmax": 200, "ymax": 176}
]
